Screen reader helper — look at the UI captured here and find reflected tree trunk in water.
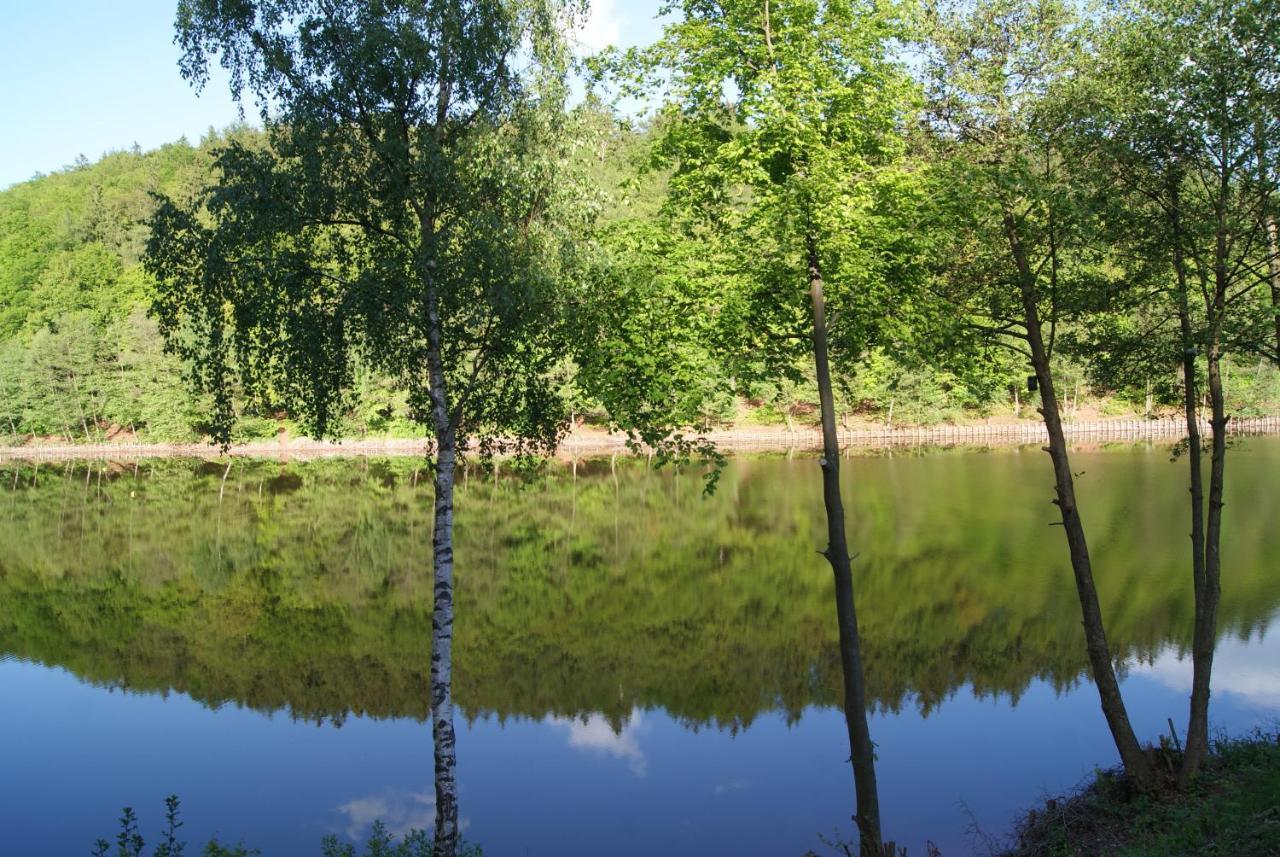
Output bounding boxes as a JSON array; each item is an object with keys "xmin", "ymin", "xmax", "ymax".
[{"xmin": 808, "ymin": 235, "xmax": 883, "ymax": 854}]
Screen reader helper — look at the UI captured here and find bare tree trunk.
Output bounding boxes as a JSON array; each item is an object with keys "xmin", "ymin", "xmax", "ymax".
[
  {"xmin": 1266, "ymin": 214, "xmax": 1280, "ymax": 360},
  {"xmin": 419, "ymin": 181, "xmax": 460, "ymax": 854},
  {"xmin": 1181, "ymin": 192, "xmax": 1230, "ymax": 782},
  {"xmin": 430, "ymin": 432, "xmax": 460, "ymax": 854},
  {"xmin": 1170, "ymin": 180, "xmax": 1209, "ymax": 783},
  {"xmin": 69, "ymin": 373, "xmax": 91, "ymax": 440},
  {"xmin": 1003, "ymin": 211, "xmax": 1155, "ymax": 789},
  {"xmin": 1256, "ymin": 124, "xmax": 1280, "ymax": 361},
  {"xmin": 1182, "ymin": 343, "xmax": 1226, "ymax": 783},
  {"xmin": 808, "ymin": 235, "xmax": 882, "ymax": 853},
  {"xmin": 425, "ymin": 312, "xmax": 460, "ymax": 857}
]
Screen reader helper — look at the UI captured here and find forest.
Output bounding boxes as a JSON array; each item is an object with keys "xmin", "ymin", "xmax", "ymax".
[{"xmin": 1, "ymin": 1, "xmax": 1277, "ymax": 445}]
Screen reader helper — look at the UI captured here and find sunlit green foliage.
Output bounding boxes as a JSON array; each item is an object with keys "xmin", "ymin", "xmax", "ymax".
[{"xmin": 1, "ymin": 0, "xmax": 1278, "ymax": 447}]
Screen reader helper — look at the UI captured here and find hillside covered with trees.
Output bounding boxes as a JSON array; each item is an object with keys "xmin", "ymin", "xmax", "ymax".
[{"xmin": 3, "ymin": 91, "xmax": 1276, "ymax": 445}]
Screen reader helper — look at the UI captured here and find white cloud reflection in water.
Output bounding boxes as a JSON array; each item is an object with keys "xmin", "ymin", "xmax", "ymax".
[
  {"xmin": 546, "ymin": 707, "xmax": 649, "ymax": 777},
  {"xmin": 333, "ymin": 790, "xmax": 469, "ymax": 843},
  {"xmin": 1131, "ymin": 622, "xmax": 1280, "ymax": 711}
]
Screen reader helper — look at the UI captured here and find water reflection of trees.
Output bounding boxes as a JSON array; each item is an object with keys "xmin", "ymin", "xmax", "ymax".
[{"xmin": 1, "ymin": 448, "xmax": 1277, "ymax": 728}]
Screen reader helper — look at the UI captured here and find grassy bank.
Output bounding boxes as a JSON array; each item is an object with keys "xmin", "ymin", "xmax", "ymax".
[{"xmin": 1003, "ymin": 731, "xmax": 1280, "ymax": 856}]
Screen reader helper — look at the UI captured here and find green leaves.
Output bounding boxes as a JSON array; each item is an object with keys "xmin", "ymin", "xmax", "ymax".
[
  {"xmin": 148, "ymin": 0, "xmax": 596, "ymax": 453},
  {"xmin": 591, "ymin": 0, "xmax": 926, "ymax": 432}
]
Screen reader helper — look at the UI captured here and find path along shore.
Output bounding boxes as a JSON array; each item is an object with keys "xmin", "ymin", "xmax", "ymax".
[{"xmin": 2, "ymin": 416, "xmax": 1279, "ymax": 460}]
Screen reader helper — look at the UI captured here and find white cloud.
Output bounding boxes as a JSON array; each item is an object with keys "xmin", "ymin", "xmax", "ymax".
[
  {"xmin": 546, "ymin": 708, "xmax": 649, "ymax": 776},
  {"xmin": 1130, "ymin": 628, "xmax": 1280, "ymax": 711}
]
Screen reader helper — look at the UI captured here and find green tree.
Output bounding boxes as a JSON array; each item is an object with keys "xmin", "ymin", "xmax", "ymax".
[
  {"xmin": 144, "ymin": 2, "xmax": 592, "ymax": 853},
  {"xmin": 919, "ymin": 0, "xmax": 1157, "ymax": 788},
  {"xmin": 618, "ymin": 1, "xmax": 923, "ymax": 848},
  {"xmin": 1079, "ymin": 0, "xmax": 1280, "ymax": 783}
]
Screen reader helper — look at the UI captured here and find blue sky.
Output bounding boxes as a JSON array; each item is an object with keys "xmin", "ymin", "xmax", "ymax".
[{"xmin": 0, "ymin": 0, "xmax": 666, "ymax": 190}]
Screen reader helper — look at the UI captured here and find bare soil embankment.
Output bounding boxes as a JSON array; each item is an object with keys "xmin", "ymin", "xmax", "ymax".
[{"xmin": 2, "ymin": 416, "xmax": 1278, "ymax": 460}]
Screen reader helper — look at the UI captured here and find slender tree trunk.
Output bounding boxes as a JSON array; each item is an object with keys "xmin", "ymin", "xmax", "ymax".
[
  {"xmin": 1256, "ymin": 124, "xmax": 1280, "ymax": 361},
  {"xmin": 69, "ymin": 373, "xmax": 91, "ymax": 440},
  {"xmin": 1182, "ymin": 194, "xmax": 1231, "ymax": 782},
  {"xmin": 430, "ymin": 430, "xmax": 460, "ymax": 855},
  {"xmin": 807, "ymin": 235, "xmax": 882, "ymax": 853},
  {"xmin": 425, "ymin": 323, "xmax": 461, "ymax": 857},
  {"xmin": 1266, "ymin": 213, "xmax": 1280, "ymax": 360},
  {"xmin": 419, "ymin": 190, "xmax": 460, "ymax": 854},
  {"xmin": 1181, "ymin": 342, "xmax": 1225, "ymax": 783},
  {"xmin": 1003, "ymin": 211, "xmax": 1155, "ymax": 789},
  {"xmin": 1169, "ymin": 178, "xmax": 1209, "ymax": 784}
]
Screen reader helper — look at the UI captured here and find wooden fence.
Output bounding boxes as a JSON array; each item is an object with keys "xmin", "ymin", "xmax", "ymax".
[{"xmin": 593, "ymin": 415, "xmax": 1280, "ymax": 454}]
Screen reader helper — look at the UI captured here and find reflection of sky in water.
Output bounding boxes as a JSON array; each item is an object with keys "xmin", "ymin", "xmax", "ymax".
[
  {"xmin": 1131, "ymin": 627, "xmax": 1280, "ymax": 711},
  {"xmin": 546, "ymin": 708, "xmax": 649, "ymax": 776},
  {"xmin": 3, "ymin": 625, "xmax": 1276, "ymax": 856},
  {"xmin": 333, "ymin": 790, "xmax": 471, "ymax": 844},
  {"xmin": 4, "ymin": 444, "xmax": 1280, "ymax": 854}
]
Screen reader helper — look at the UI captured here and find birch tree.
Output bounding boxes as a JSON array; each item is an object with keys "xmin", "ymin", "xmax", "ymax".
[{"xmin": 144, "ymin": 2, "xmax": 591, "ymax": 854}]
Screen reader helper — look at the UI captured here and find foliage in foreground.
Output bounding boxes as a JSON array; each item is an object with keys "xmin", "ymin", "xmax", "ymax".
[
  {"xmin": 1003, "ymin": 731, "xmax": 1280, "ymax": 856},
  {"xmin": 90, "ymin": 797, "xmax": 483, "ymax": 857}
]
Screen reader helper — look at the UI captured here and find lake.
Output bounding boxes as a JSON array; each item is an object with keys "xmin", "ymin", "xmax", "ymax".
[{"xmin": 2, "ymin": 440, "xmax": 1278, "ymax": 855}]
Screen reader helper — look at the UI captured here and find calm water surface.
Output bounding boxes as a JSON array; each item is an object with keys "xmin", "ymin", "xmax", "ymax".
[{"xmin": 2, "ymin": 440, "xmax": 1279, "ymax": 855}]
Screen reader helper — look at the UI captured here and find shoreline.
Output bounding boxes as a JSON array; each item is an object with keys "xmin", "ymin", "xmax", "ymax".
[
  {"xmin": 2, "ymin": 415, "xmax": 1279, "ymax": 461},
  {"xmin": 1000, "ymin": 730, "xmax": 1280, "ymax": 855}
]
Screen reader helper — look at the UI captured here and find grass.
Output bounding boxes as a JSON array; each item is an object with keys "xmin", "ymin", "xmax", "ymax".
[{"xmin": 1003, "ymin": 730, "xmax": 1280, "ymax": 856}]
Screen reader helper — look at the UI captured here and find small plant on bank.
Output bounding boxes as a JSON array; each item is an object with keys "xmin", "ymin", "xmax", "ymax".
[
  {"xmin": 91, "ymin": 799, "xmax": 484, "ymax": 857},
  {"xmin": 92, "ymin": 797, "xmax": 256, "ymax": 857}
]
